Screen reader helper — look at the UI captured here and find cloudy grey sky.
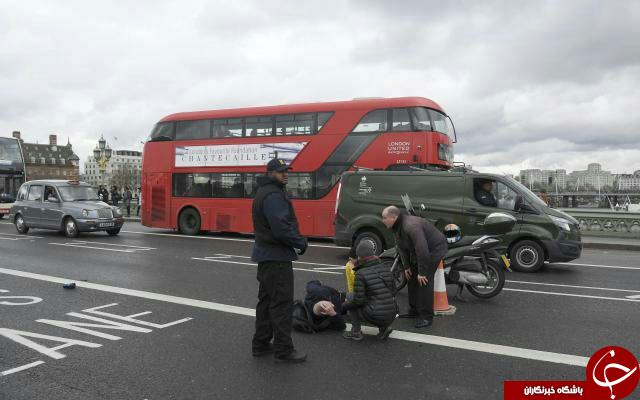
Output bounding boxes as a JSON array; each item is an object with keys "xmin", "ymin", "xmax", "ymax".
[{"xmin": 1, "ymin": 0, "xmax": 638, "ymax": 174}]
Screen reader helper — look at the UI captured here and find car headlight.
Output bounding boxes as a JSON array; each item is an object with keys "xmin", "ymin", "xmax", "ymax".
[
  {"xmin": 111, "ymin": 206, "xmax": 122, "ymax": 217},
  {"xmin": 82, "ymin": 209, "xmax": 98, "ymax": 218},
  {"xmin": 550, "ymin": 215, "xmax": 571, "ymax": 231}
]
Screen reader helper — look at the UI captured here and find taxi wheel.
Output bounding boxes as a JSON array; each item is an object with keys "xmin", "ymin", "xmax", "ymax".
[
  {"xmin": 14, "ymin": 214, "xmax": 29, "ymax": 234},
  {"xmin": 106, "ymin": 228, "xmax": 120, "ymax": 236},
  {"xmin": 64, "ymin": 217, "xmax": 80, "ymax": 238},
  {"xmin": 510, "ymin": 240, "xmax": 544, "ymax": 272}
]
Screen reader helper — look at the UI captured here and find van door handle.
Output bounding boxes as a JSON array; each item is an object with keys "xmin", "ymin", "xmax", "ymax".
[{"xmin": 466, "ymin": 208, "xmax": 478, "ymax": 213}]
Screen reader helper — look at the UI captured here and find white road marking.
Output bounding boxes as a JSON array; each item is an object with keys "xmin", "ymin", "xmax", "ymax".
[
  {"xmin": 191, "ymin": 257, "xmax": 342, "ymax": 275},
  {"xmin": 212, "ymin": 253, "xmax": 344, "ymax": 268},
  {"xmin": 506, "ymin": 280, "xmax": 640, "ymax": 294},
  {"xmin": 0, "ymin": 266, "xmax": 589, "ymax": 367},
  {"xmin": 192, "ymin": 255, "xmax": 639, "ymax": 301},
  {"xmin": 48, "ymin": 241, "xmax": 154, "ymax": 253},
  {"xmin": 0, "ymin": 232, "xmax": 44, "ymax": 241},
  {"xmin": 551, "ymin": 262, "xmax": 640, "ymax": 270},
  {"xmin": 71, "ymin": 240, "xmax": 155, "ymax": 250},
  {"xmin": 503, "ymin": 288, "xmax": 639, "ymax": 302},
  {"xmin": 0, "ymin": 361, "xmax": 46, "ymax": 376},
  {"xmin": 626, "ymin": 295, "xmax": 640, "ymax": 300},
  {"xmin": 49, "ymin": 243, "xmax": 137, "ymax": 253},
  {"xmin": 119, "ymin": 230, "xmax": 348, "ymax": 249}
]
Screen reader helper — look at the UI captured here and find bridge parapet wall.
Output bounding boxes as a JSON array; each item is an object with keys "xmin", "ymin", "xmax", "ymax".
[{"xmin": 560, "ymin": 208, "xmax": 640, "ymax": 238}]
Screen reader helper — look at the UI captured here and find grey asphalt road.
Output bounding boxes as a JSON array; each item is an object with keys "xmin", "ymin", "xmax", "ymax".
[{"xmin": 0, "ymin": 221, "xmax": 638, "ymax": 400}]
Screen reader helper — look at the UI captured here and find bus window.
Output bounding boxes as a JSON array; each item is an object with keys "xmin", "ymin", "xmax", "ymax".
[
  {"xmin": 149, "ymin": 122, "xmax": 175, "ymax": 141},
  {"xmin": 245, "ymin": 116, "xmax": 274, "ymax": 137},
  {"xmin": 176, "ymin": 120, "xmax": 210, "ymax": 140},
  {"xmin": 317, "ymin": 112, "xmax": 333, "ymax": 132},
  {"xmin": 429, "ymin": 109, "xmax": 452, "ymax": 137},
  {"xmin": 276, "ymin": 114, "xmax": 314, "ymax": 136},
  {"xmin": 243, "ymin": 174, "xmax": 258, "ymax": 198},
  {"xmin": 392, "ymin": 108, "xmax": 412, "ymax": 131},
  {"xmin": 212, "ymin": 173, "xmax": 244, "ymax": 197},
  {"xmin": 173, "ymin": 173, "xmax": 212, "ymax": 197},
  {"xmin": 411, "ymin": 107, "xmax": 432, "ymax": 131},
  {"xmin": 352, "ymin": 110, "xmax": 388, "ymax": 133},
  {"xmin": 213, "ymin": 119, "xmax": 243, "ymax": 138},
  {"xmin": 286, "ymin": 173, "xmax": 313, "ymax": 199}
]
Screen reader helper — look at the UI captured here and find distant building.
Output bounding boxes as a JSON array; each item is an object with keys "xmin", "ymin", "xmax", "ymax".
[
  {"xmin": 519, "ymin": 169, "xmax": 566, "ymax": 190},
  {"xmin": 13, "ymin": 131, "xmax": 80, "ymax": 181},
  {"xmin": 567, "ymin": 163, "xmax": 614, "ymax": 190},
  {"xmin": 616, "ymin": 170, "xmax": 640, "ymax": 190},
  {"xmin": 84, "ymin": 136, "xmax": 141, "ymax": 188}
]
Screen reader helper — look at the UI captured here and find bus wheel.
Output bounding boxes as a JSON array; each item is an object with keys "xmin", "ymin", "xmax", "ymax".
[
  {"xmin": 353, "ymin": 231, "xmax": 383, "ymax": 256},
  {"xmin": 179, "ymin": 208, "xmax": 201, "ymax": 235}
]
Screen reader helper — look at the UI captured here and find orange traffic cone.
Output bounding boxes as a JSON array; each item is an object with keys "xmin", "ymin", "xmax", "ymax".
[{"xmin": 434, "ymin": 260, "xmax": 456, "ymax": 316}]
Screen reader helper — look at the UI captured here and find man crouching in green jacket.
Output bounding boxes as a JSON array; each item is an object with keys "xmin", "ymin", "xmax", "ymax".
[{"xmin": 342, "ymin": 241, "xmax": 398, "ymax": 341}]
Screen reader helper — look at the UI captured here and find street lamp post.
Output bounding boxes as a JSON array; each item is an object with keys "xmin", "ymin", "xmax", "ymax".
[{"xmin": 93, "ymin": 135, "xmax": 112, "ymax": 187}]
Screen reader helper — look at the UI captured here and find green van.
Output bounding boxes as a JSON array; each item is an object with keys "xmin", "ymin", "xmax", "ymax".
[{"xmin": 334, "ymin": 169, "xmax": 582, "ymax": 272}]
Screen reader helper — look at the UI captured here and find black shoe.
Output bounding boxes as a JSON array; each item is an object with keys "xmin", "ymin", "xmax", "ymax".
[
  {"xmin": 275, "ymin": 350, "xmax": 307, "ymax": 364},
  {"xmin": 398, "ymin": 310, "xmax": 419, "ymax": 319},
  {"xmin": 414, "ymin": 319, "xmax": 433, "ymax": 328},
  {"xmin": 376, "ymin": 326, "xmax": 393, "ymax": 340},
  {"xmin": 252, "ymin": 343, "xmax": 274, "ymax": 357}
]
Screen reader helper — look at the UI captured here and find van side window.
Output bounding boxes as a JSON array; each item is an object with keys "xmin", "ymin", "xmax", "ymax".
[
  {"xmin": 473, "ymin": 179, "xmax": 497, "ymax": 208},
  {"xmin": 495, "ymin": 182, "xmax": 518, "ymax": 211}
]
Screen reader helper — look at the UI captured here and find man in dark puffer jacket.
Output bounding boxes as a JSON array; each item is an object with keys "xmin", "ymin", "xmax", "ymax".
[{"xmin": 342, "ymin": 241, "xmax": 397, "ymax": 341}]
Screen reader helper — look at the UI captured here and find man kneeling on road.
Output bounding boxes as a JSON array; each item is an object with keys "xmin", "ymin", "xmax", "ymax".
[
  {"xmin": 382, "ymin": 205, "xmax": 448, "ymax": 329},
  {"xmin": 342, "ymin": 241, "xmax": 397, "ymax": 341}
]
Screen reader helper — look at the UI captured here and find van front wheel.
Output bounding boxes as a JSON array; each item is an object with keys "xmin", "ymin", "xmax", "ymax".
[
  {"xmin": 510, "ymin": 240, "xmax": 544, "ymax": 272},
  {"xmin": 353, "ymin": 231, "xmax": 383, "ymax": 255}
]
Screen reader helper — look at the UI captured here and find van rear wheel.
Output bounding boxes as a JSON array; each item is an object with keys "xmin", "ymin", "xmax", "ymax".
[
  {"xmin": 178, "ymin": 208, "xmax": 201, "ymax": 235},
  {"xmin": 510, "ymin": 240, "xmax": 544, "ymax": 272},
  {"xmin": 353, "ymin": 231, "xmax": 383, "ymax": 256}
]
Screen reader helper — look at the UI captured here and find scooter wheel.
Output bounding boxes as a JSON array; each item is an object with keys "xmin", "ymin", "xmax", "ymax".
[{"xmin": 465, "ymin": 260, "xmax": 505, "ymax": 299}]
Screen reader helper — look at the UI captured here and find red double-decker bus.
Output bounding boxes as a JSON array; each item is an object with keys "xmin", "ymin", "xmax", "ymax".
[{"xmin": 141, "ymin": 97, "xmax": 456, "ymax": 237}]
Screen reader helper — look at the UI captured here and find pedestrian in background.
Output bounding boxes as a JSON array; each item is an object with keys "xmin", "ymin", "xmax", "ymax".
[
  {"xmin": 123, "ymin": 186, "xmax": 132, "ymax": 217},
  {"xmin": 111, "ymin": 186, "xmax": 120, "ymax": 207},
  {"xmin": 135, "ymin": 187, "xmax": 141, "ymax": 217},
  {"xmin": 251, "ymin": 158, "xmax": 308, "ymax": 364},
  {"xmin": 382, "ymin": 205, "xmax": 448, "ymax": 329}
]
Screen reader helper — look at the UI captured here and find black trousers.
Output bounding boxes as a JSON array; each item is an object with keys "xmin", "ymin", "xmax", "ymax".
[
  {"xmin": 348, "ymin": 308, "xmax": 387, "ymax": 331},
  {"xmin": 252, "ymin": 261, "xmax": 294, "ymax": 357},
  {"xmin": 407, "ymin": 258, "xmax": 441, "ymax": 320}
]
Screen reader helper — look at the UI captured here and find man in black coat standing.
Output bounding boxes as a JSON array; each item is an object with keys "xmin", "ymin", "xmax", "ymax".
[
  {"xmin": 382, "ymin": 205, "xmax": 448, "ymax": 329},
  {"xmin": 251, "ymin": 158, "xmax": 308, "ymax": 363}
]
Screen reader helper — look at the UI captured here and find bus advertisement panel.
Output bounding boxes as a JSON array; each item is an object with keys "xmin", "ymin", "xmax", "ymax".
[{"xmin": 141, "ymin": 97, "xmax": 456, "ymax": 237}]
